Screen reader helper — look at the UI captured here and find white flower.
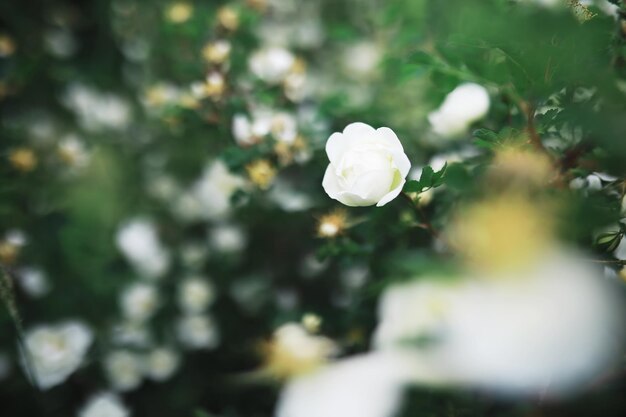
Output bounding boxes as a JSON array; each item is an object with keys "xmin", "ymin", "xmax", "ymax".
[
  {"xmin": 269, "ymin": 179, "xmax": 313, "ymax": 212},
  {"xmin": 78, "ymin": 392, "xmax": 129, "ymax": 417},
  {"xmin": 428, "ymin": 83, "xmax": 490, "ymax": 138},
  {"xmin": 178, "ymin": 277, "xmax": 215, "ymax": 314},
  {"xmin": 322, "ymin": 122, "xmax": 411, "ymax": 207},
  {"xmin": 24, "ymin": 321, "xmax": 93, "ymax": 389},
  {"xmin": 374, "ymin": 250, "xmax": 625, "ymax": 396},
  {"xmin": 144, "ymin": 347, "xmax": 180, "ymax": 382},
  {"xmin": 63, "ymin": 83, "xmax": 131, "ymax": 132},
  {"xmin": 58, "ymin": 134, "xmax": 90, "ymax": 168},
  {"xmin": 104, "ymin": 350, "xmax": 143, "ymax": 391},
  {"xmin": 276, "ymin": 351, "xmax": 418, "ymax": 417},
  {"xmin": 110, "ymin": 321, "xmax": 152, "ymax": 348},
  {"xmin": 342, "ymin": 42, "xmax": 381, "ymax": 80},
  {"xmin": 232, "ymin": 109, "xmax": 297, "ymax": 146},
  {"xmin": 177, "ymin": 315, "xmax": 220, "ymax": 349},
  {"xmin": 120, "ymin": 283, "xmax": 159, "ymax": 323},
  {"xmin": 209, "ymin": 223, "xmax": 247, "ymax": 253},
  {"xmin": 17, "ymin": 267, "xmax": 51, "ymax": 298},
  {"xmin": 269, "ymin": 323, "xmax": 337, "ymax": 370},
  {"xmin": 249, "ymin": 46, "xmax": 295, "ymax": 84},
  {"xmin": 189, "ymin": 160, "xmax": 246, "ymax": 220},
  {"xmin": 116, "ymin": 219, "xmax": 171, "ymax": 279}
]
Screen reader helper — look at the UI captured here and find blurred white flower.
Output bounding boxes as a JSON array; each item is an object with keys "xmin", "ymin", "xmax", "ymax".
[
  {"xmin": 58, "ymin": 135, "xmax": 90, "ymax": 169},
  {"xmin": 111, "ymin": 321, "xmax": 152, "ymax": 348},
  {"xmin": 374, "ymin": 250, "xmax": 625, "ymax": 396},
  {"xmin": 189, "ymin": 160, "xmax": 246, "ymax": 220},
  {"xmin": 178, "ymin": 277, "xmax": 215, "ymax": 314},
  {"xmin": 120, "ymin": 283, "xmax": 159, "ymax": 323},
  {"xmin": 144, "ymin": 347, "xmax": 180, "ymax": 382},
  {"xmin": 322, "ymin": 122, "xmax": 411, "ymax": 207},
  {"xmin": 232, "ymin": 109, "xmax": 273, "ymax": 146},
  {"xmin": 209, "ymin": 223, "xmax": 247, "ymax": 253},
  {"xmin": 24, "ymin": 321, "xmax": 93, "ymax": 389},
  {"xmin": 79, "ymin": 392, "xmax": 129, "ymax": 417},
  {"xmin": 146, "ymin": 175, "xmax": 180, "ymax": 202},
  {"xmin": 249, "ymin": 46, "xmax": 295, "ymax": 84},
  {"xmin": 341, "ymin": 264, "xmax": 369, "ymax": 289},
  {"xmin": 104, "ymin": 350, "xmax": 143, "ymax": 391},
  {"xmin": 17, "ymin": 267, "xmax": 51, "ymax": 298},
  {"xmin": 5, "ymin": 229, "xmax": 27, "ymax": 246},
  {"xmin": 179, "ymin": 242, "xmax": 209, "ymax": 269},
  {"xmin": 116, "ymin": 219, "xmax": 171, "ymax": 279},
  {"xmin": 44, "ymin": 29, "xmax": 78, "ymax": 58},
  {"xmin": 276, "ymin": 351, "xmax": 419, "ymax": 417},
  {"xmin": 63, "ymin": 83, "xmax": 131, "ymax": 132},
  {"xmin": 342, "ymin": 42, "xmax": 381, "ymax": 80},
  {"xmin": 428, "ymin": 83, "xmax": 490, "ymax": 138},
  {"xmin": 268, "ymin": 179, "xmax": 313, "ymax": 212},
  {"xmin": 177, "ymin": 314, "xmax": 220, "ymax": 349}
]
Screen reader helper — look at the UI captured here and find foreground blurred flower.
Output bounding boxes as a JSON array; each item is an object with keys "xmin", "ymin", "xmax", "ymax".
[
  {"xmin": 116, "ymin": 219, "xmax": 171, "ymax": 279},
  {"xmin": 373, "ymin": 250, "xmax": 624, "ymax": 396},
  {"xmin": 262, "ymin": 323, "xmax": 336, "ymax": 379},
  {"xmin": 276, "ymin": 351, "xmax": 419, "ymax": 417},
  {"xmin": 79, "ymin": 392, "xmax": 129, "ymax": 417},
  {"xmin": 24, "ymin": 321, "xmax": 93, "ymax": 389},
  {"xmin": 322, "ymin": 123, "xmax": 411, "ymax": 207},
  {"xmin": 428, "ymin": 83, "xmax": 490, "ymax": 138}
]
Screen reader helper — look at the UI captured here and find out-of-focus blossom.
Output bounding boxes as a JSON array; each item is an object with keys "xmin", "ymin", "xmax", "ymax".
[
  {"xmin": 217, "ymin": 6, "xmax": 240, "ymax": 31},
  {"xmin": 209, "ymin": 223, "xmax": 247, "ymax": 254},
  {"xmin": 184, "ymin": 160, "xmax": 246, "ymax": 221},
  {"xmin": 104, "ymin": 350, "xmax": 143, "ymax": 391},
  {"xmin": 111, "ymin": 321, "xmax": 152, "ymax": 348},
  {"xmin": 178, "ymin": 277, "xmax": 215, "ymax": 314},
  {"xmin": 268, "ymin": 179, "xmax": 313, "ymax": 212},
  {"xmin": 202, "ymin": 40, "xmax": 231, "ymax": 64},
  {"xmin": 24, "ymin": 321, "xmax": 93, "ymax": 389},
  {"xmin": 322, "ymin": 123, "xmax": 411, "ymax": 207},
  {"xmin": 58, "ymin": 135, "xmax": 90, "ymax": 169},
  {"xmin": 374, "ymin": 251, "xmax": 625, "ymax": 396},
  {"xmin": 342, "ymin": 42, "xmax": 381, "ymax": 80},
  {"xmin": 276, "ymin": 351, "xmax": 420, "ymax": 417},
  {"xmin": 165, "ymin": 2, "xmax": 193, "ymax": 23},
  {"xmin": 428, "ymin": 83, "xmax": 490, "ymax": 138},
  {"xmin": 17, "ymin": 267, "xmax": 51, "ymax": 298},
  {"xmin": 317, "ymin": 209, "xmax": 349, "ymax": 238},
  {"xmin": 8, "ymin": 148, "xmax": 37, "ymax": 172},
  {"xmin": 263, "ymin": 323, "xmax": 336, "ymax": 378},
  {"xmin": 177, "ymin": 314, "xmax": 220, "ymax": 349},
  {"xmin": 0, "ymin": 34, "xmax": 16, "ymax": 57},
  {"xmin": 79, "ymin": 392, "xmax": 129, "ymax": 417},
  {"xmin": 246, "ymin": 159, "xmax": 277, "ymax": 189},
  {"xmin": 179, "ymin": 242, "xmax": 209, "ymax": 269},
  {"xmin": 249, "ymin": 46, "xmax": 295, "ymax": 84},
  {"xmin": 63, "ymin": 83, "xmax": 131, "ymax": 132},
  {"xmin": 44, "ymin": 29, "xmax": 77, "ymax": 58},
  {"xmin": 120, "ymin": 283, "xmax": 159, "ymax": 323},
  {"xmin": 233, "ymin": 109, "xmax": 298, "ymax": 146},
  {"xmin": 116, "ymin": 219, "xmax": 171, "ymax": 279},
  {"xmin": 144, "ymin": 347, "xmax": 180, "ymax": 382}
]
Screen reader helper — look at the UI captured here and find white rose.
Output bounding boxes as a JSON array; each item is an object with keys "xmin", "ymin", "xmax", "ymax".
[
  {"xmin": 428, "ymin": 83, "xmax": 490, "ymax": 138},
  {"xmin": 322, "ymin": 122, "xmax": 411, "ymax": 207}
]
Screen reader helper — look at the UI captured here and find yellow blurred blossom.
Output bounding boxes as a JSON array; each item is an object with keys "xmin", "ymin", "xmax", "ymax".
[
  {"xmin": 0, "ymin": 242, "xmax": 18, "ymax": 264},
  {"xmin": 246, "ymin": 0, "xmax": 267, "ymax": 12},
  {"xmin": 246, "ymin": 159, "xmax": 276, "ymax": 189},
  {"xmin": 9, "ymin": 148, "xmax": 37, "ymax": 172},
  {"xmin": 317, "ymin": 209, "xmax": 349, "ymax": 238},
  {"xmin": 217, "ymin": 6, "xmax": 239, "ymax": 31},
  {"xmin": 449, "ymin": 193, "xmax": 555, "ymax": 274},
  {"xmin": 165, "ymin": 2, "xmax": 193, "ymax": 23},
  {"xmin": 262, "ymin": 323, "xmax": 336, "ymax": 379},
  {"xmin": 202, "ymin": 40, "xmax": 231, "ymax": 64},
  {"xmin": 0, "ymin": 34, "xmax": 16, "ymax": 57},
  {"xmin": 301, "ymin": 313, "xmax": 322, "ymax": 333},
  {"xmin": 489, "ymin": 145, "xmax": 554, "ymax": 187}
]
